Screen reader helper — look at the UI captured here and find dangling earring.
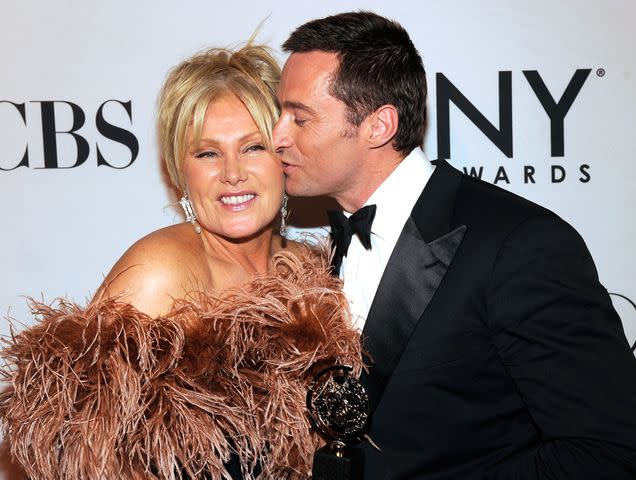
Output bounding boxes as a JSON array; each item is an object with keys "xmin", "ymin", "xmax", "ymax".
[
  {"xmin": 179, "ymin": 195, "xmax": 202, "ymax": 234},
  {"xmin": 280, "ymin": 193, "xmax": 289, "ymax": 236}
]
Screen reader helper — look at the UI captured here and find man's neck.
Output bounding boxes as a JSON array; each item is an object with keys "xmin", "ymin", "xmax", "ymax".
[{"xmin": 335, "ymin": 150, "xmax": 406, "ymax": 212}]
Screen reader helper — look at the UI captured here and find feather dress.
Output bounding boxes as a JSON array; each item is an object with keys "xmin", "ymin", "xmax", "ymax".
[{"xmin": 0, "ymin": 247, "xmax": 363, "ymax": 480}]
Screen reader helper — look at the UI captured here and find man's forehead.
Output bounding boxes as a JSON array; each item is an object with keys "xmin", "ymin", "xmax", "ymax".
[
  {"xmin": 280, "ymin": 51, "xmax": 338, "ymax": 102},
  {"xmin": 282, "ymin": 51, "xmax": 338, "ymax": 80}
]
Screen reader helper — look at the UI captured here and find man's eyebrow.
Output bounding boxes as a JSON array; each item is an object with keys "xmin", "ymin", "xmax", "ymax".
[{"xmin": 281, "ymin": 101, "xmax": 316, "ymax": 115}]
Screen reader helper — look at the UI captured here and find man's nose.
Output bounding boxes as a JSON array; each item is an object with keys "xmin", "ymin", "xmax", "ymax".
[{"xmin": 273, "ymin": 116, "xmax": 291, "ymax": 153}]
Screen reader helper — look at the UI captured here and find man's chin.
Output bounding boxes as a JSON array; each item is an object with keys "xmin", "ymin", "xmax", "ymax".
[
  {"xmin": 284, "ymin": 173, "xmax": 333, "ymax": 199},
  {"xmin": 284, "ymin": 181, "xmax": 313, "ymax": 198},
  {"xmin": 283, "ymin": 173, "xmax": 301, "ymax": 194}
]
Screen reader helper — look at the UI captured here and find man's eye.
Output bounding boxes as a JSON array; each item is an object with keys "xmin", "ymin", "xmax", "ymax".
[
  {"xmin": 294, "ymin": 118, "xmax": 307, "ymax": 126},
  {"xmin": 194, "ymin": 151, "xmax": 217, "ymax": 158}
]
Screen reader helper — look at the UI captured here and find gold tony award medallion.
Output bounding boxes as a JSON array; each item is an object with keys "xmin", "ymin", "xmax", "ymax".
[{"xmin": 307, "ymin": 365, "xmax": 369, "ymax": 479}]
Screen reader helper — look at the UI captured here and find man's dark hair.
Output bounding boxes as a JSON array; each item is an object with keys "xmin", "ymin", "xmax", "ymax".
[{"xmin": 283, "ymin": 11, "xmax": 427, "ymax": 154}]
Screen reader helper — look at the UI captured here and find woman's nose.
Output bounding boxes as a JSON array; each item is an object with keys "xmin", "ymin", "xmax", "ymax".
[{"xmin": 221, "ymin": 154, "xmax": 246, "ymax": 184}]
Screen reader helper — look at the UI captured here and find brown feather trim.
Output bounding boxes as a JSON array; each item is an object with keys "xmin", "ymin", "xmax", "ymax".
[{"xmin": 0, "ymin": 245, "xmax": 363, "ymax": 480}]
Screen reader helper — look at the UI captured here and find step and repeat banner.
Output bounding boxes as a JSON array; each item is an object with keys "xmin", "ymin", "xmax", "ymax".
[{"xmin": 0, "ymin": 2, "xmax": 634, "ymax": 473}]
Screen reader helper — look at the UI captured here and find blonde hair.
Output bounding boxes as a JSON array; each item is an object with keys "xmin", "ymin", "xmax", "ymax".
[{"xmin": 157, "ymin": 44, "xmax": 281, "ymax": 191}]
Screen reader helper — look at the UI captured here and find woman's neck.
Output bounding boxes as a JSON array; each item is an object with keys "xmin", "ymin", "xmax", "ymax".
[{"xmin": 199, "ymin": 227, "xmax": 275, "ymax": 290}]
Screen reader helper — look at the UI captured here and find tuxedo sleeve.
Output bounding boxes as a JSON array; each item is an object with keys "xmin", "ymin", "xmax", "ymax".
[{"xmin": 486, "ymin": 214, "xmax": 636, "ymax": 479}]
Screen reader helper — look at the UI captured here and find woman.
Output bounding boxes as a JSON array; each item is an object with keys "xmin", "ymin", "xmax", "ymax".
[{"xmin": 0, "ymin": 44, "xmax": 362, "ymax": 479}]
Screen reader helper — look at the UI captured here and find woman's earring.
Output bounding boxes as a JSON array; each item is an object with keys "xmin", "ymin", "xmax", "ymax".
[
  {"xmin": 280, "ymin": 193, "xmax": 289, "ymax": 236},
  {"xmin": 179, "ymin": 195, "xmax": 202, "ymax": 234}
]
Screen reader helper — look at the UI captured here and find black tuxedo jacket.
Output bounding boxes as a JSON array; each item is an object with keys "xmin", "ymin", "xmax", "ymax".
[{"xmin": 353, "ymin": 160, "xmax": 636, "ymax": 479}]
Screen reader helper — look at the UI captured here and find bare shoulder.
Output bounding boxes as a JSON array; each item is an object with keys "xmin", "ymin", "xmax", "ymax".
[{"xmin": 94, "ymin": 224, "xmax": 203, "ymax": 316}]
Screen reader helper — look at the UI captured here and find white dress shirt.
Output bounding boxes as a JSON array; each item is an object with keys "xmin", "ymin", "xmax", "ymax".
[{"xmin": 340, "ymin": 148, "xmax": 435, "ymax": 331}]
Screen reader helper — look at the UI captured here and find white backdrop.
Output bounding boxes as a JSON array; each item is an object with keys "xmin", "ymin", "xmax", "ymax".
[{"xmin": 1, "ymin": 0, "xmax": 635, "ymax": 476}]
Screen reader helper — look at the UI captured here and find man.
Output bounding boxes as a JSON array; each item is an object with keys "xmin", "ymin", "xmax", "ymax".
[{"xmin": 273, "ymin": 10, "xmax": 636, "ymax": 480}]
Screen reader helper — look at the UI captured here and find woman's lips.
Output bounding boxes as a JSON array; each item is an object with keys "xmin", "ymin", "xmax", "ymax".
[{"xmin": 219, "ymin": 193, "xmax": 257, "ymax": 212}]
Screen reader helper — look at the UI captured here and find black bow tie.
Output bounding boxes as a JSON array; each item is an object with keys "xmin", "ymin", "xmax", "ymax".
[{"xmin": 327, "ymin": 204, "xmax": 377, "ymax": 272}]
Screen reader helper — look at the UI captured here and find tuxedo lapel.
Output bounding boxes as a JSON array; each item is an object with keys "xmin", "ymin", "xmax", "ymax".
[{"xmin": 360, "ymin": 160, "xmax": 466, "ymax": 414}]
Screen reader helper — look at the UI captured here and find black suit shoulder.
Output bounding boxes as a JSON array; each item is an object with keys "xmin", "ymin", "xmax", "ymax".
[
  {"xmin": 445, "ymin": 163, "xmax": 599, "ymax": 305},
  {"xmin": 454, "ymin": 165, "xmax": 553, "ymax": 231},
  {"xmin": 438, "ymin": 162, "xmax": 587, "ymax": 269},
  {"xmin": 457, "ymin": 166, "xmax": 592, "ymax": 254}
]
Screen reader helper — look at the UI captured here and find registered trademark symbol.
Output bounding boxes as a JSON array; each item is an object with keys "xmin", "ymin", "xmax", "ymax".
[{"xmin": 596, "ymin": 68, "xmax": 606, "ymax": 77}]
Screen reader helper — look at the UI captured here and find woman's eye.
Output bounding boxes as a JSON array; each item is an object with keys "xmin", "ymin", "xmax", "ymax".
[
  {"xmin": 293, "ymin": 118, "xmax": 307, "ymax": 126},
  {"xmin": 245, "ymin": 144, "xmax": 265, "ymax": 153},
  {"xmin": 194, "ymin": 151, "xmax": 217, "ymax": 159}
]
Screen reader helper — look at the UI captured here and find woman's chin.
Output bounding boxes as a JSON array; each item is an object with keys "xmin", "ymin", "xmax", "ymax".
[{"xmin": 205, "ymin": 220, "xmax": 275, "ymax": 243}]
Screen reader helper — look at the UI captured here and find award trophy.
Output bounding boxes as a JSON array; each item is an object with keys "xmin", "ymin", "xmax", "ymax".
[{"xmin": 306, "ymin": 365, "xmax": 369, "ymax": 480}]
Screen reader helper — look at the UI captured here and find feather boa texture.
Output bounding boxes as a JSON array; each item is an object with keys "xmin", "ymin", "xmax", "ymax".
[{"xmin": 0, "ymin": 246, "xmax": 363, "ymax": 480}]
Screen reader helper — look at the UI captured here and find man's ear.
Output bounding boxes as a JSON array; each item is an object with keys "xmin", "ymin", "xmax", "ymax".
[{"xmin": 366, "ymin": 104, "xmax": 398, "ymax": 148}]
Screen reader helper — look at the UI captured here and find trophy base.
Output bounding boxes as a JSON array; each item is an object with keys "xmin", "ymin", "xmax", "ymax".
[{"xmin": 312, "ymin": 445, "xmax": 364, "ymax": 480}]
